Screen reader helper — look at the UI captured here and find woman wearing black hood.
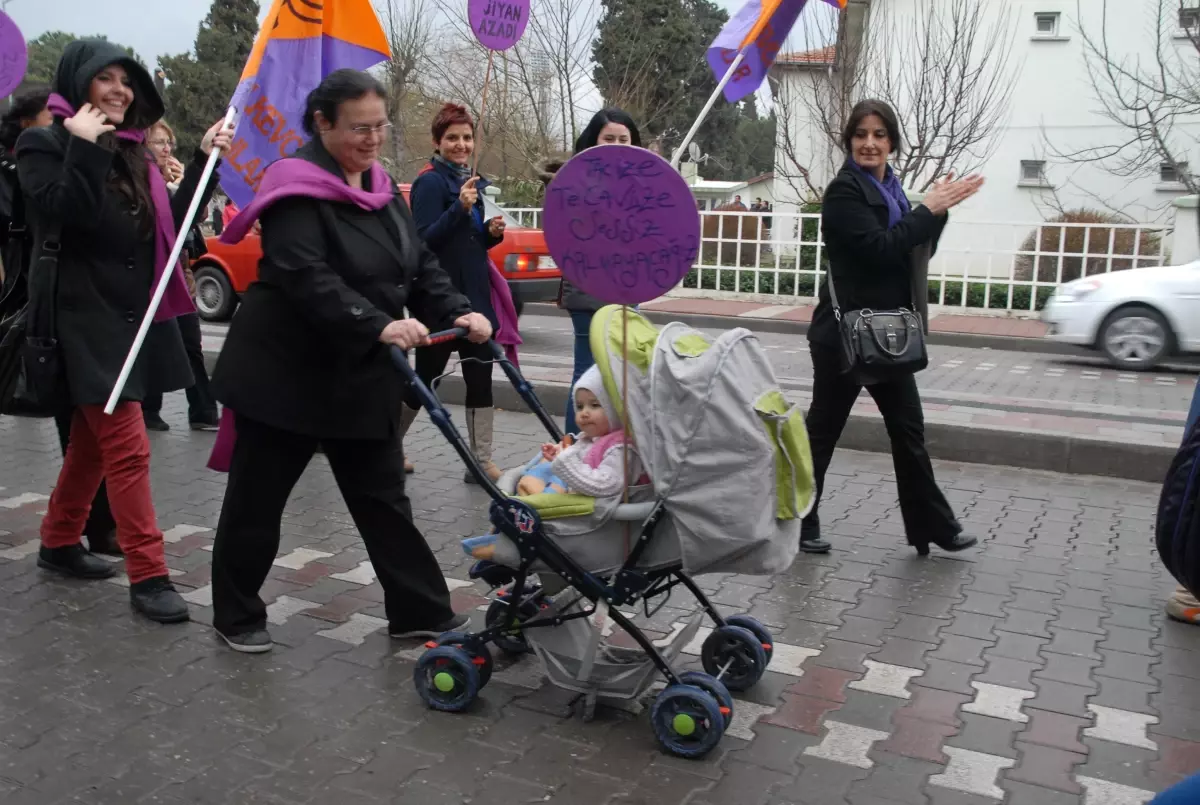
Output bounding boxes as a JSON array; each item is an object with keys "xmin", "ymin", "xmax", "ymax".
[{"xmin": 16, "ymin": 39, "xmax": 230, "ymax": 622}]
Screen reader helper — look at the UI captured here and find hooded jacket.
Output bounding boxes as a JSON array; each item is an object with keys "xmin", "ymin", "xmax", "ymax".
[{"xmin": 14, "ymin": 39, "xmax": 217, "ymax": 405}]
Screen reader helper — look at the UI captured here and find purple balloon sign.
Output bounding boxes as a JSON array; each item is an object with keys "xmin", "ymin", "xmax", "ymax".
[
  {"xmin": 0, "ymin": 12, "xmax": 27, "ymax": 100},
  {"xmin": 544, "ymin": 145, "xmax": 701, "ymax": 306},
  {"xmin": 469, "ymin": 0, "xmax": 530, "ymax": 51}
]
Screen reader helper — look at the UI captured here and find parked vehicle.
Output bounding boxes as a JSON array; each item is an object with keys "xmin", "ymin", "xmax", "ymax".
[
  {"xmin": 1041, "ymin": 261, "xmax": 1200, "ymax": 370},
  {"xmin": 191, "ymin": 187, "xmax": 559, "ymax": 322}
]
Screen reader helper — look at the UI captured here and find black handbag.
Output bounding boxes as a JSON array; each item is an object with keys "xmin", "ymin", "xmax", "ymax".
[
  {"xmin": 827, "ymin": 269, "xmax": 928, "ymax": 386},
  {"xmin": 1, "ymin": 212, "xmax": 65, "ymax": 416}
]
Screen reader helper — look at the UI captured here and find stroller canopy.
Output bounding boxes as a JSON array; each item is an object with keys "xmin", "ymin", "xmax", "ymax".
[{"xmin": 590, "ymin": 306, "xmax": 814, "ymax": 575}]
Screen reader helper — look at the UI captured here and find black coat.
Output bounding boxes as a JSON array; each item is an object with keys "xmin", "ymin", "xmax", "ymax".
[
  {"xmin": 210, "ymin": 141, "xmax": 472, "ymax": 441},
  {"xmin": 409, "ymin": 159, "xmax": 502, "ymax": 331},
  {"xmin": 808, "ymin": 162, "xmax": 948, "ymax": 349},
  {"xmin": 16, "ymin": 128, "xmax": 217, "ymax": 406}
]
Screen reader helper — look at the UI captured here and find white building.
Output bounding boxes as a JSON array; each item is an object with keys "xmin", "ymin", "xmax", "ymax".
[{"xmin": 771, "ymin": 1, "xmax": 1200, "ymax": 247}]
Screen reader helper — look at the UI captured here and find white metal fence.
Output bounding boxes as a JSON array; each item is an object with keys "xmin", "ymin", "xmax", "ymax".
[{"xmin": 502, "ymin": 207, "xmax": 1170, "ymax": 314}]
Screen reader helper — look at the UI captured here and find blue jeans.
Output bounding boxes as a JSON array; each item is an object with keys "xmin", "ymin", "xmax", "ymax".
[
  {"xmin": 565, "ymin": 310, "xmax": 595, "ymax": 434},
  {"xmin": 1153, "ymin": 770, "xmax": 1200, "ymax": 803}
]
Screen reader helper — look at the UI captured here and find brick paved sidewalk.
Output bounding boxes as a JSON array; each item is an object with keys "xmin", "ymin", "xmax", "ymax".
[{"xmin": 0, "ymin": 402, "xmax": 1198, "ymax": 804}]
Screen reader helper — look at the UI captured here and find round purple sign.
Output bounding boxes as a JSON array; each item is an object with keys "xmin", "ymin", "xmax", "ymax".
[
  {"xmin": 0, "ymin": 12, "xmax": 27, "ymax": 100},
  {"xmin": 468, "ymin": 0, "xmax": 530, "ymax": 51},
  {"xmin": 543, "ymin": 145, "xmax": 701, "ymax": 306}
]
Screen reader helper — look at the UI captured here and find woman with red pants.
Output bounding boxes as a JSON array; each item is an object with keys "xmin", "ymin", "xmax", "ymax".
[{"xmin": 16, "ymin": 39, "xmax": 229, "ymax": 622}]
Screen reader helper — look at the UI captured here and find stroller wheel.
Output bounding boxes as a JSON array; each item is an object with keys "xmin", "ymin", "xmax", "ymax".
[
  {"xmin": 485, "ymin": 598, "xmax": 537, "ymax": 655},
  {"xmin": 651, "ymin": 685, "xmax": 726, "ymax": 759},
  {"xmin": 675, "ymin": 671, "xmax": 734, "ymax": 729},
  {"xmin": 432, "ymin": 632, "xmax": 494, "ymax": 687},
  {"xmin": 700, "ymin": 625, "xmax": 769, "ymax": 692},
  {"xmin": 724, "ymin": 615, "xmax": 774, "ymax": 666},
  {"xmin": 414, "ymin": 646, "xmax": 481, "ymax": 712}
]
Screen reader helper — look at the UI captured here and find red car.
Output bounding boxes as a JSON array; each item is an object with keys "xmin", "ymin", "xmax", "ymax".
[{"xmin": 191, "ymin": 185, "xmax": 559, "ymax": 321}]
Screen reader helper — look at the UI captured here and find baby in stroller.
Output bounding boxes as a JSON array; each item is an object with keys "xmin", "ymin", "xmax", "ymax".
[{"xmin": 463, "ymin": 364, "xmax": 644, "ymax": 560}]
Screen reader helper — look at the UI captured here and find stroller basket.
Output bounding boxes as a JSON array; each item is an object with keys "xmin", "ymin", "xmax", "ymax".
[{"xmin": 393, "ymin": 321, "xmax": 789, "ymax": 759}]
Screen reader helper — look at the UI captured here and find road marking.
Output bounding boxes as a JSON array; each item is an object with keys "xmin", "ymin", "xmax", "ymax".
[
  {"xmin": 330, "ymin": 560, "xmax": 377, "ymax": 586},
  {"xmin": 162, "ymin": 524, "xmax": 211, "ymax": 543},
  {"xmin": 1077, "ymin": 776, "xmax": 1155, "ymax": 805},
  {"xmin": 962, "ymin": 682, "xmax": 1034, "ymax": 723},
  {"xmin": 317, "ymin": 613, "xmax": 388, "ymax": 645},
  {"xmin": 0, "ymin": 539, "xmax": 40, "ymax": 560},
  {"xmin": 181, "ymin": 584, "xmax": 213, "ymax": 607},
  {"xmin": 272, "ymin": 548, "xmax": 335, "ymax": 570},
  {"xmin": 0, "ymin": 493, "xmax": 49, "ymax": 509},
  {"xmin": 267, "ymin": 595, "xmax": 321, "ymax": 625}
]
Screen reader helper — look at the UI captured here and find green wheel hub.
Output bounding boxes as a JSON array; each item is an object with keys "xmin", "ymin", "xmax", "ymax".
[
  {"xmin": 433, "ymin": 671, "xmax": 457, "ymax": 693},
  {"xmin": 672, "ymin": 713, "xmax": 697, "ymax": 736}
]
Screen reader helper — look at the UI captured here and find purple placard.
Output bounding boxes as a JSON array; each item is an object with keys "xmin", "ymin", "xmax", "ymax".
[
  {"xmin": 0, "ymin": 12, "xmax": 28, "ymax": 99},
  {"xmin": 543, "ymin": 145, "xmax": 701, "ymax": 306},
  {"xmin": 468, "ymin": 0, "xmax": 530, "ymax": 51}
]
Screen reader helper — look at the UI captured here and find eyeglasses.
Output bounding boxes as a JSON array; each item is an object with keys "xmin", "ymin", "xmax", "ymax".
[
  {"xmin": 148, "ymin": 139, "xmax": 173, "ymax": 148},
  {"xmin": 348, "ymin": 122, "xmax": 393, "ymax": 137}
]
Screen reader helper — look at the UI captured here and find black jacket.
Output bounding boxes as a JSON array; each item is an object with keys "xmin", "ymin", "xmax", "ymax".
[
  {"xmin": 210, "ymin": 141, "xmax": 471, "ymax": 440},
  {"xmin": 808, "ymin": 162, "xmax": 948, "ymax": 349},
  {"xmin": 15, "ymin": 40, "xmax": 217, "ymax": 405},
  {"xmin": 409, "ymin": 159, "xmax": 501, "ymax": 331}
]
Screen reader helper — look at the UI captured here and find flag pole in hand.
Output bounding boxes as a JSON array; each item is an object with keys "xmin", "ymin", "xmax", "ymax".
[{"xmin": 103, "ymin": 108, "xmax": 237, "ymax": 415}]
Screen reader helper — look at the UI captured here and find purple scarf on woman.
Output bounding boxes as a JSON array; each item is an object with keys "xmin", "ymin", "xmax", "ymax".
[
  {"xmin": 46, "ymin": 93, "xmax": 195, "ymax": 322},
  {"xmin": 848, "ymin": 158, "xmax": 911, "ymax": 229}
]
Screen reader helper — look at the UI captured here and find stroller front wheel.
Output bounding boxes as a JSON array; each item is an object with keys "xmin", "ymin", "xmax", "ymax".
[
  {"xmin": 414, "ymin": 646, "xmax": 481, "ymax": 712},
  {"xmin": 651, "ymin": 685, "xmax": 726, "ymax": 758},
  {"xmin": 700, "ymin": 625, "xmax": 769, "ymax": 692},
  {"xmin": 724, "ymin": 615, "xmax": 774, "ymax": 666},
  {"xmin": 675, "ymin": 671, "xmax": 734, "ymax": 729},
  {"xmin": 433, "ymin": 631, "xmax": 494, "ymax": 687}
]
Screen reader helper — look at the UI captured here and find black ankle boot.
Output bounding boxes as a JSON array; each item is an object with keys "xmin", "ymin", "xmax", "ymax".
[
  {"xmin": 913, "ymin": 533, "xmax": 978, "ymax": 557},
  {"xmin": 130, "ymin": 576, "xmax": 189, "ymax": 623},
  {"xmin": 37, "ymin": 545, "xmax": 116, "ymax": 579},
  {"xmin": 799, "ymin": 522, "xmax": 831, "ymax": 554}
]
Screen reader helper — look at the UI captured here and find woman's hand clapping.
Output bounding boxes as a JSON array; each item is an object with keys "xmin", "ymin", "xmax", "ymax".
[
  {"xmin": 921, "ymin": 172, "xmax": 985, "ymax": 216},
  {"xmin": 455, "ymin": 312, "xmax": 493, "ymax": 344},
  {"xmin": 63, "ymin": 104, "xmax": 115, "ymax": 143},
  {"xmin": 379, "ymin": 319, "xmax": 430, "ymax": 350}
]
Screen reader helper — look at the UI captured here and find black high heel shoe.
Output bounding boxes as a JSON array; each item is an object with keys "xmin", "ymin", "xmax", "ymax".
[{"xmin": 912, "ymin": 533, "xmax": 978, "ymax": 557}]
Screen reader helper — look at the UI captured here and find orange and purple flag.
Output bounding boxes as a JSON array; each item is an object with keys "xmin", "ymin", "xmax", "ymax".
[
  {"xmin": 707, "ymin": 0, "xmax": 845, "ymax": 103},
  {"xmin": 218, "ymin": 0, "xmax": 391, "ymax": 206}
]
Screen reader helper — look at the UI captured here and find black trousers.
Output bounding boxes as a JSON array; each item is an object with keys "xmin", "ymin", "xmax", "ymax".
[
  {"xmin": 404, "ymin": 339, "xmax": 494, "ymax": 410},
  {"xmin": 143, "ymin": 313, "xmax": 217, "ymax": 423},
  {"xmin": 53, "ymin": 408, "xmax": 115, "ymax": 539},
  {"xmin": 803, "ymin": 344, "xmax": 960, "ymax": 544},
  {"xmin": 210, "ymin": 413, "xmax": 454, "ymax": 637}
]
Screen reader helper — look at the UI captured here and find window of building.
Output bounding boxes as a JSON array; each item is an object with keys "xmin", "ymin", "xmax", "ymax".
[
  {"xmin": 1020, "ymin": 160, "xmax": 1049, "ymax": 186},
  {"xmin": 1161, "ymin": 161, "xmax": 1189, "ymax": 185},
  {"xmin": 1033, "ymin": 12, "xmax": 1060, "ymax": 38},
  {"xmin": 1180, "ymin": 6, "xmax": 1200, "ymax": 32}
]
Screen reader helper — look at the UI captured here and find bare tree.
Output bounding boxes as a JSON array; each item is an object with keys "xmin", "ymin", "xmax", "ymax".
[
  {"xmin": 1047, "ymin": 0, "xmax": 1200, "ymax": 195},
  {"xmin": 378, "ymin": 0, "xmax": 437, "ymax": 171},
  {"xmin": 774, "ymin": 0, "xmax": 1018, "ymax": 196}
]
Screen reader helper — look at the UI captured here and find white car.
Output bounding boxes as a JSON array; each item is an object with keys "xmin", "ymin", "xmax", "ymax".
[{"xmin": 1041, "ymin": 261, "xmax": 1200, "ymax": 370}]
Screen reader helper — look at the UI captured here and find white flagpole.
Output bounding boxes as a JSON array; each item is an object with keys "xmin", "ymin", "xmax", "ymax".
[
  {"xmin": 670, "ymin": 50, "xmax": 747, "ymax": 170},
  {"xmin": 104, "ymin": 107, "xmax": 238, "ymax": 415}
]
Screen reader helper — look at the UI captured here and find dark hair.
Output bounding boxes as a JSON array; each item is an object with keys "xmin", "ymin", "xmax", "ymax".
[
  {"xmin": 842, "ymin": 99, "xmax": 902, "ymax": 154},
  {"xmin": 0, "ymin": 87, "xmax": 50, "ymax": 151},
  {"xmin": 574, "ymin": 108, "xmax": 641, "ymax": 154},
  {"xmin": 431, "ymin": 102, "xmax": 474, "ymax": 144},
  {"xmin": 302, "ymin": 69, "xmax": 386, "ymax": 136}
]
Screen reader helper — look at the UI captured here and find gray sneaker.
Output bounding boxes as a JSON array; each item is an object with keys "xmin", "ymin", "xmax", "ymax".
[
  {"xmin": 217, "ymin": 629, "xmax": 273, "ymax": 653},
  {"xmin": 388, "ymin": 612, "xmax": 470, "ymax": 639}
]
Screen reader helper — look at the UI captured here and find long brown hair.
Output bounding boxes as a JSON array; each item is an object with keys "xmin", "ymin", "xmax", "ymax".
[{"xmin": 99, "ymin": 133, "xmax": 156, "ymax": 232}]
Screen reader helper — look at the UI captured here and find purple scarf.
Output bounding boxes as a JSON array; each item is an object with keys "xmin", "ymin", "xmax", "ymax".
[
  {"xmin": 848, "ymin": 159, "xmax": 911, "ymax": 229},
  {"xmin": 46, "ymin": 93, "xmax": 195, "ymax": 322}
]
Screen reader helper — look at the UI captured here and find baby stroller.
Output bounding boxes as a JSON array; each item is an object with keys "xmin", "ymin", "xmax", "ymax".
[{"xmin": 396, "ymin": 306, "xmax": 816, "ymax": 758}]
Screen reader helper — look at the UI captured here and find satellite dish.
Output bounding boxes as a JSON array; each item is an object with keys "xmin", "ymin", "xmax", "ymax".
[{"xmin": 688, "ymin": 142, "xmax": 701, "ymax": 161}]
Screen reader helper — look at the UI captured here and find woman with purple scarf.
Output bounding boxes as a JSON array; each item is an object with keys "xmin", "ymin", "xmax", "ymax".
[
  {"xmin": 15, "ymin": 39, "xmax": 228, "ymax": 622},
  {"xmin": 801, "ymin": 99, "xmax": 984, "ymax": 557},
  {"xmin": 207, "ymin": 70, "xmax": 492, "ymax": 653}
]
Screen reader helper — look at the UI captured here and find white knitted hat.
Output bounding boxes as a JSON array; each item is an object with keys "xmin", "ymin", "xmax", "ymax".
[{"xmin": 573, "ymin": 364, "xmax": 618, "ymax": 432}]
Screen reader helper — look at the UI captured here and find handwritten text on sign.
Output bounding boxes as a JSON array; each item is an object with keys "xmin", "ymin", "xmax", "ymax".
[
  {"xmin": 468, "ymin": 0, "xmax": 531, "ymax": 51},
  {"xmin": 543, "ymin": 145, "xmax": 701, "ymax": 306}
]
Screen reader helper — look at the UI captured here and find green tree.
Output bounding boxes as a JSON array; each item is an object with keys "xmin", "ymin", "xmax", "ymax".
[
  {"xmin": 26, "ymin": 31, "xmax": 139, "ymax": 85},
  {"xmin": 591, "ymin": 0, "xmax": 749, "ymax": 179},
  {"xmin": 159, "ymin": 0, "xmax": 259, "ymax": 154}
]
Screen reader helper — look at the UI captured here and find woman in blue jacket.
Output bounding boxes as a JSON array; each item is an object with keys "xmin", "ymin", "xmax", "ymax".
[{"xmin": 404, "ymin": 102, "xmax": 506, "ymax": 482}]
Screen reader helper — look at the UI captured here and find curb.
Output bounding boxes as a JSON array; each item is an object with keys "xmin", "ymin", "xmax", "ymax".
[
  {"xmin": 525, "ymin": 303, "xmax": 1082, "ymax": 356},
  {"xmin": 431, "ymin": 373, "xmax": 1174, "ymax": 485}
]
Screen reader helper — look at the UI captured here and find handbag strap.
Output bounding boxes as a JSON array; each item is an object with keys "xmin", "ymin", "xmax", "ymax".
[{"xmin": 824, "ymin": 268, "xmax": 842, "ymax": 319}]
